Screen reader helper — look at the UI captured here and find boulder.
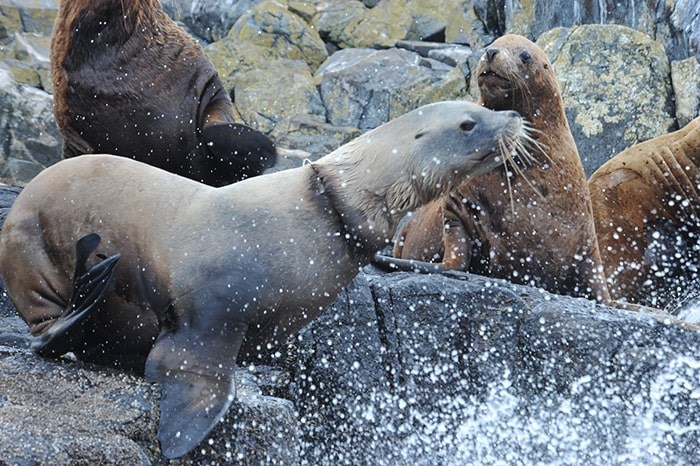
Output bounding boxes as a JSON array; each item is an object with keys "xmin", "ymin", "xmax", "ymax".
[
  {"xmin": 0, "ymin": 1, "xmax": 57, "ymax": 37},
  {"xmin": 291, "ymin": 268, "xmax": 700, "ymax": 464},
  {"xmin": 538, "ymin": 24, "xmax": 676, "ymax": 176},
  {"xmin": 227, "ymin": 1, "xmax": 328, "ymax": 72},
  {"xmin": 161, "ymin": 0, "xmax": 268, "ymax": 43},
  {"xmin": 329, "ymin": 0, "xmax": 413, "ymax": 49},
  {"xmin": 0, "ymin": 70, "xmax": 62, "ymax": 185},
  {"xmin": 269, "ymin": 114, "xmax": 361, "ymax": 162},
  {"xmin": 309, "ymin": 0, "xmax": 368, "ymax": 48},
  {"xmin": 671, "ymin": 56, "xmax": 700, "ymax": 127},
  {"xmin": 9, "ymin": 32, "xmax": 51, "ymax": 92},
  {"xmin": 316, "ymin": 47, "xmax": 468, "ymax": 130},
  {"xmin": 227, "ymin": 58, "xmax": 326, "ymax": 134}
]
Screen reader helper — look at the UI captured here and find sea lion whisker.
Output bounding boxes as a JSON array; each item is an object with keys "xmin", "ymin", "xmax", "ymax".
[{"xmin": 520, "ymin": 127, "xmax": 553, "ymax": 166}]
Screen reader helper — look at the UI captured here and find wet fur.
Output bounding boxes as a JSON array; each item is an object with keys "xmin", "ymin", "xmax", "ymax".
[
  {"xmin": 589, "ymin": 116, "xmax": 700, "ymax": 309},
  {"xmin": 392, "ymin": 34, "xmax": 610, "ymax": 302}
]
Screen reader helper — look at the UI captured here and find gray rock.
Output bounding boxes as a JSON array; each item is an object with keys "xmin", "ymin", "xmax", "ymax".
[
  {"xmin": 310, "ymin": 0, "xmax": 368, "ymax": 47},
  {"xmin": 0, "ymin": 69, "xmax": 62, "ymax": 185},
  {"xmin": 455, "ymin": 0, "xmax": 700, "ymax": 62},
  {"xmin": 270, "ymin": 114, "xmax": 361, "ymax": 161},
  {"xmin": 291, "ymin": 268, "xmax": 700, "ymax": 465},
  {"xmin": 316, "ymin": 47, "xmax": 468, "ymax": 130},
  {"xmin": 395, "ymin": 40, "xmax": 473, "ymax": 78},
  {"xmin": 672, "ymin": 57, "xmax": 700, "ymax": 127},
  {"xmin": 162, "ymin": 0, "xmax": 268, "ymax": 43},
  {"xmin": 0, "ymin": 1, "xmax": 58, "ymax": 37},
  {"xmin": 10, "ymin": 32, "xmax": 51, "ymax": 92},
  {"xmin": 538, "ymin": 24, "xmax": 676, "ymax": 176},
  {"xmin": 329, "ymin": 0, "xmax": 413, "ymax": 49},
  {"xmin": 227, "ymin": 1, "xmax": 328, "ymax": 72},
  {"xmin": 229, "ymin": 58, "xmax": 326, "ymax": 134}
]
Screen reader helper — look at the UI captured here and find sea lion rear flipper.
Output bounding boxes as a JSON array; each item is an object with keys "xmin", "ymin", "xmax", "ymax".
[
  {"xmin": 145, "ymin": 321, "xmax": 248, "ymax": 459},
  {"xmin": 32, "ymin": 233, "xmax": 120, "ymax": 357},
  {"xmin": 201, "ymin": 122, "xmax": 277, "ymax": 180}
]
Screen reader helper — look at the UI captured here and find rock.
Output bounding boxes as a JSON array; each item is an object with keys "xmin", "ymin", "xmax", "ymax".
[
  {"xmin": 310, "ymin": 0, "xmax": 368, "ymax": 48},
  {"xmin": 270, "ymin": 114, "xmax": 361, "ymax": 161},
  {"xmin": 331, "ymin": 0, "xmax": 413, "ymax": 49},
  {"xmin": 207, "ymin": 36, "xmax": 330, "ymax": 141},
  {"xmin": 0, "ymin": 69, "xmax": 62, "ymax": 185},
  {"xmin": 445, "ymin": 0, "xmax": 505, "ymax": 48},
  {"xmin": 227, "ymin": 1, "xmax": 328, "ymax": 72},
  {"xmin": 538, "ymin": 24, "xmax": 676, "ymax": 176},
  {"xmin": 0, "ymin": 347, "xmax": 160, "ymax": 464},
  {"xmin": 291, "ymin": 268, "xmax": 700, "ymax": 464},
  {"xmin": 458, "ymin": 0, "xmax": 700, "ymax": 62},
  {"xmin": 0, "ymin": 343, "xmax": 299, "ymax": 464},
  {"xmin": 672, "ymin": 57, "xmax": 700, "ymax": 127},
  {"xmin": 0, "ymin": 1, "xmax": 58, "ymax": 37},
  {"xmin": 395, "ymin": 40, "xmax": 473, "ymax": 78},
  {"xmin": 229, "ymin": 58, "xmax": 326, "ymax": 134},
  {"xmin": 316, "ymin": 47, "xmax": 468, "ymax": 130},
  {"xmin": 161, "ymin": 0, "xmax": 268, "ymax": 43},
  {"xmin": 10, "ymin": 32, "xmax": 51, "ymax": 92}
]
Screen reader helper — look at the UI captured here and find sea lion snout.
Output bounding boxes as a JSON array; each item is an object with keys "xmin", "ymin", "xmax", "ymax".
[{"xmin": 486, "ymin": 47, "xmax": 500, "ymax": 62}]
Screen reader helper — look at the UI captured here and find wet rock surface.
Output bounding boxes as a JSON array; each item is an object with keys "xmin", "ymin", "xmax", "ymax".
[{"xmin": 292, "ymin": 270, "xmax": 700, "ymax": 465}]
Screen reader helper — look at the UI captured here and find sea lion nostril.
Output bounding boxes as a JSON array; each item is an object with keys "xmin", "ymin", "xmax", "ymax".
[{"xmin": 486, "ymin": 48, "xmax": 499, "ymax": 62}]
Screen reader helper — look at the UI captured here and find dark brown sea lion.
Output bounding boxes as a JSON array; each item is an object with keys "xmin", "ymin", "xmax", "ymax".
[
  {"xmin": 0, "ymin": 101, "xmax": 527, "ymax": 459},
  {"xmin": 51, "ymin": 0, "xmax": 276, "ymax": 186},
  {"xmin": 377, "ymin": 34, "xmax": 610, "ymax": 303},
  {"xmin": 589, "ymin": 116, "xmax": 700, "ymax": 310}
]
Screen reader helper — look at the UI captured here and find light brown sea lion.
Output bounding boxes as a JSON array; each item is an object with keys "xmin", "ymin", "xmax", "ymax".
[
  {"xmin": 51, "ymin": 0, "xmax": 276, "ymax": 186},
  {"xmin": 376, "ymin": 34, "xmax": 610, "ymax": 303},
  {"xmin": 0, "ymin": 101, "xmax": 527, "ymax": 459},
  {"xmin": 589, "ymin": 116, "xmax": 700, "ymax": 310}
]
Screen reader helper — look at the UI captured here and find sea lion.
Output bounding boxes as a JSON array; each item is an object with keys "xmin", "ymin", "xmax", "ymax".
[
  {"xmin": 589, "ymin": 116, "xmax": 700, "ymax": 310},
  {"xmin": 51, "ymin": 0, "xmax": 276, "ymax": 186},
  {"xmin": 0, "ymin": 101, "xmax": 527, "ymax": 459},
  {"xmin": 376, "ymin": 34, "xmax": 610, "ymax": 303}
]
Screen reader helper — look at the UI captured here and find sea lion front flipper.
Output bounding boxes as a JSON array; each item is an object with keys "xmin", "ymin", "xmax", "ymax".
[
  {"xmin": 32, "ymin": 233, "xmax": 121, "ymax": 357},
  {"xmin": 201, "ymin": 122, "xmax": 277, "ymax": 180},
  {"xmin": 145, "ymin": 321, "xmax": 248, "ymax": 459},
  {"xmin": 371, "ymin": 253, "xmax": 450, "ymax": 274}
]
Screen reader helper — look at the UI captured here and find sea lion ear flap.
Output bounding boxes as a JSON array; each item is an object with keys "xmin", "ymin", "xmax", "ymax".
[
  {"xmin": 144, "ymin": 322, "xmax": 248, "ymax": 459},
  {"xmin": 201, "ymin": 122, "xmax": 277, "ymax": 180}
]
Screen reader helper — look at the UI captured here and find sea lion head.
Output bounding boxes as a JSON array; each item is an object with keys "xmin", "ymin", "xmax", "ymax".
[
  {"xmin": 403, "ymin": 101, "xmax": 525, "ymax": 187},
  {"xmin": 476, "ymin": 34, "xmax": 561, "ymax": 121}
]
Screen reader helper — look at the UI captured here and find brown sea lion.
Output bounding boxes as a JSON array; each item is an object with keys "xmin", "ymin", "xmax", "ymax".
[
  {"xmin": 0, "ymin": 101, "xmax": 527, "ymax": 459},
  {"xmin": 589, "ymin": 116, "xmax": 700, "ymax": 310},
  {"xmin": 51, "ymin": 0, "xmax": 276, "ymax": 186},
  {"xmin": 376, "ymin": 34, "xmax": 610, "ymax": 303}
]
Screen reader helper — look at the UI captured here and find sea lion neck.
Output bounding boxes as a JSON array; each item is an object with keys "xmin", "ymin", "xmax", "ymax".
[{"xmin": 310, "ymin": 154, "xmax": 420, "ymax": 254}]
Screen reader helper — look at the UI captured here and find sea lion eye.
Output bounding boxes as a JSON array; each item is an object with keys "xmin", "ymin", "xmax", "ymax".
[
  {"xmin": 520, "ymin": 51, "xmax": 532, "ymax": 63},
  {"xmin": 460, "ymin": 120, "xmax": 476, "ymax": 132}
]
